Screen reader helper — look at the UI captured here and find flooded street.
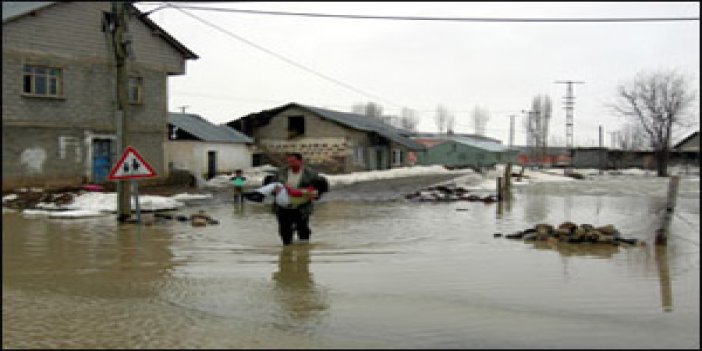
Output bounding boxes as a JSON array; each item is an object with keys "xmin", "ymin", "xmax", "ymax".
[{"xmin": 3, "ymin": 175, "xmax": 699, "ymax": 349}]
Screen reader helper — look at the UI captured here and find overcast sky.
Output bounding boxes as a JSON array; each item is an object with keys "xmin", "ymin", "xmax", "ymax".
[{"xmin": 134, "ymin": 2, "xmax": 700, "ymax": 147}]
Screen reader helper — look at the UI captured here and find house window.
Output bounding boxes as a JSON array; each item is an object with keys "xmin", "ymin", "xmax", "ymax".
[
  {"xmin": 288, "ymin": 116, "xmax": 305, "ymax": 138},
  {"xmin": 128, "ymin": 76, "xmax": 143, "ymax": 104},
  {"xmin": 392, "ymin": 149, "xmax": 404, "ymax": 166},
  {"xmin": 353, "ymin": 147, "xmax": 365, "ymax": 165},
  {"xmin": 23, "ymin": 65, "xmax": 62, "ymax": 97}
]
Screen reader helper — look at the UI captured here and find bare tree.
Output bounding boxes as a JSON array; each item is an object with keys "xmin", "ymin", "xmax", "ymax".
[
  {"xmin": 471, "ymin": 106, "xmax": 490, "ymax": 136},
  {"xmin": 611, "ymin": 69, "xmax": 696, "ymax": 176},
  {"xmin": 352, "ymin": 101, "xmax": 384, "ymax": 119},
  {"xmin": 435, "ymin": 104, "xmax": 449, "ymax": 134},
  {"xmin": 616, "ymin": 121, "xmax": 648, "ymax": 150},
  {"xmin": 446, "ymin": 112, "xmax": 456, "ymax": 134},
  {"xmin": 523, "ymin": 95, "xmax": 551, "ymax": 163},
  {"xmin": 400, "ymin": 107, "xmax": 420, "ymax": 132}
]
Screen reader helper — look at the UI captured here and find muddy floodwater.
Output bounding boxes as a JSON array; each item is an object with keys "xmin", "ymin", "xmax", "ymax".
[{"xmin": 3, "ymin": 175, "xmax": 699, "ymax": 348}]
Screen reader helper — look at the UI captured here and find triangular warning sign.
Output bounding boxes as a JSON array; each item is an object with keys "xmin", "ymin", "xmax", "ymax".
[{"xmin": 108, "ymin": 146, "xmax": 157, "ymax": 180}]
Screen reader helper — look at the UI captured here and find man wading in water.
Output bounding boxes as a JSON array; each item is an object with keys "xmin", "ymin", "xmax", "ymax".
[{"xmin": 245, "ymin": 153, "xmax": 328, "ymax": 245}]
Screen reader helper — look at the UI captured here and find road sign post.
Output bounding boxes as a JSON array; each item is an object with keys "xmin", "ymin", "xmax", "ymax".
[{"xmin": 108, "ymin": 146, "xmax": 157, "ymax": 223}]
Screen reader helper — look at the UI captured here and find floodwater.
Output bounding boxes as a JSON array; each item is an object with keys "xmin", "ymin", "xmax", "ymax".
[{"xmin": 3, "ymin": 174, "xmax": 700, "ymax": 349}]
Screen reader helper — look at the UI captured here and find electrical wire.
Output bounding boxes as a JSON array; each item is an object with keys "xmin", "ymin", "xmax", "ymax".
[
  {"xmin": 161, "ymin": 4, "xmax": 700, "ymax": 23},
  {"xmin": 164, "ymin": 3, "xmax": 405, "ymax": 109}
]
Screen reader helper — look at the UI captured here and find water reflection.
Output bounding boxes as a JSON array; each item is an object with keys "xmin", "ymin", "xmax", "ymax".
[
  {"xmin": 531, "ymin": 240, "xmax": 621, "ymax": 259},
  {"xmin": 2, "ymin": 215, "xmax": 177, "ymax": 299},
  {"xmin": 655, "ymin": 245, "xmax": 673, "ymax": 312},
  {"xmin": 272, "ymin": 245, "xmax": 328, "ymax": 323}
]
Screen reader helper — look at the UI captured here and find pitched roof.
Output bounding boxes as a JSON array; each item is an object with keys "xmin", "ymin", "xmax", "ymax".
[
  {"xmin": 673, "ymin": 131, "xmax": 699, "ymax": 150},
  {"xmin": 413, "ymin": 135, "xmax": 513, "ymax": 152},
  {"xmin": 2, "ymin": 2, "xmax": 55, "ymax": 23},
  {"xmin": 230, "ymin": 103, "xmax": 425, "ymax": 150},
  {"xmin": 169, "ymin": 113, "xmax": 253, "ymax": 143},
  {"xmin": 2, "ymin": 2, "xmax": 198, "ymax": 60}
]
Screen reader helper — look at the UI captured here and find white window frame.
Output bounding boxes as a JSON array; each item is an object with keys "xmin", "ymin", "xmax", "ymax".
[
  {"xmin": 392, "ymin": 148, "xmax": 403, "ymax": 166},
  {"xmin": 353, "ymin": 146, "xmax": 365, "ymax": 165},
  {"xmin": 23, "ymin": 65, "xmax": 63, "ymax": 97},
  {"xmin": 128, "ymin": 76, "xmax": 143, "ymax": 104}
]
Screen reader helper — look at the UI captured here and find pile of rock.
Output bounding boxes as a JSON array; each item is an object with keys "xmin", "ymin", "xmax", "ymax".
[
  {"xmin": 405, "ymin": 185, "xmax": 497, "ymax": 203},
  {"xmin": 495, "ymin": 222, "xmax": 645, "ymax": 246},
  {"xmin": 154, "ymin": 210, "xmax": 219, "ymax": 227},
  {"xmin": 2, "ymin": 188, "xmax": 78, "ymax": 210}
]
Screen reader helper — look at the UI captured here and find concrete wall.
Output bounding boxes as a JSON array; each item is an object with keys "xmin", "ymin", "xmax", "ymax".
[
  {"xmin": 2, "ymin": 2, "xmax": 190, "ymax": 191},
  {"xmin": 249, "ymin": 106, "xmax": 415, "ymax": 173},
  {"xmin": 164, "ymin": 141, "xmax": 253, "ymax": 177}
]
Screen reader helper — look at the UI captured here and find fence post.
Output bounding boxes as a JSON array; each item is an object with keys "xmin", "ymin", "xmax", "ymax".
[
  {"xmin": 497, "ymin": 176, "xmax": 503, "ymax": 202},
  {"xmin": 656, "ymin": 176, "xmax": 680, "ymax": 245},
  {"xmin": 504, "ymin": 163, "xmax": 512, "ymax": 191}
]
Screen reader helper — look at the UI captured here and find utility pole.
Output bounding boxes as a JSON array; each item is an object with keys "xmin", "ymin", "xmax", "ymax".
[
  {"xmin": 599, "ymin": 125, "xmax": 604, "ymax": 174},
  {"xmin": 111, "ymin": 2, "xmax": 131, "ymax": 222},
  {"xmin": 510, "ymin": 114, "xmax": 516, "ymax": 149}
]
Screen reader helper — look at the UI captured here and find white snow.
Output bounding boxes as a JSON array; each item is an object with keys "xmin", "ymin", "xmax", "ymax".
[
  {"xmin": 4, "ymin": 163, "xmax": 697, "ymax": 220},
  {"xmin": 169, "ymin": 193, "xmax": 213, "ymax": 201},
  {"xmin": 3, "ymin": 194, "xmax": 18, "ymax": 202}
]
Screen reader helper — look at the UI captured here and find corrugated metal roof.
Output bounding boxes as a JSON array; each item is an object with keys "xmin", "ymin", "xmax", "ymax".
[
  {"xmin": 448, "ymin": 136, "xmax": 512, "ymax": 152},
  {"xmin": 2, "ymin": 2, "xmax": 55, "ymax": 23},
  {"xmin": 299, "ymin": 104, "xmax": 425, "ymax": 150},
  {"xmin": 413, "ymin": 135, "xmax": 514, "ymax": 153},
  {"xmin": 169, "ymin": 113, "xmax": 253, "ymax": 143}
]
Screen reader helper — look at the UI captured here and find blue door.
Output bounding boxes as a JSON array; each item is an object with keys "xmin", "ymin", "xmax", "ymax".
[{"xmin": 92, "ymin": 139, "xmax": 112, "ymax": 183}]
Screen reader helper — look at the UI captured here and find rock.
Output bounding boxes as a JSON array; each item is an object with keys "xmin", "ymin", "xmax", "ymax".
[
  {"xmin": 505, "ymin": 231, "xmax": 524, "ymax": 239},
  {"xmin": 558, "ymin": 221, "xmax": 578, "ymax": 232},
  {"xmin": 191, "ymin": 217, "xmax": 207, "ymax": 227},
  {"xmin": 579, "ymin": 224, "xmax": 595, "ymax": 232},
  {"xmin": 535, "ymin": 223, "xmax": 554, "ymax": 235},
  {"xmin": 523, "ymin": 232, "xmax": 538, "ymax": 241},
  {"xmin": 596, "ymin": 224, "xmax": 619, "ymax": 236},
  {"xmin": 546, "ymin": 236, "xmax": 560, "ymax": 245},
  {"xmin": 494, "ymin": 233, "xmax": 502, "ymax": 238},
  {"xmin": 554, "ymin": 228, "xmax": 571, "ymax": 238}
]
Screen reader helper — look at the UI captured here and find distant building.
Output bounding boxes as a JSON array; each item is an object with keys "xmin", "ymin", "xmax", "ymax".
[
  {"xmin": 411, "ymin": 133, "xmax": 518, "ymax": 170},
  {"xmin": 166, "ymin": 113, "xmax": 254, "ymax": 180},
  {"xmin": 672, "ymin": 130, "xmax": 699, "ymax": 169},
  {"xmin": 226, "ymin": 103, "xmax": 425, "ymax": 174},
  {"xmin": 2, "ymin": 2, "xmax": 197, "ymax": 191}
]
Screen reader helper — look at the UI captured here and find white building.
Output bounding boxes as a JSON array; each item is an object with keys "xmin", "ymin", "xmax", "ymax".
[{"xmin": 166, "ymin": 113, "xmax": 254, "ymax": 179}]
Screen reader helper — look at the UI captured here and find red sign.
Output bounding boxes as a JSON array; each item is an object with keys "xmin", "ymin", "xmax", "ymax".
[{"xmin": 108, "ymin": 146, "xmax": 157, "ymax": 180}]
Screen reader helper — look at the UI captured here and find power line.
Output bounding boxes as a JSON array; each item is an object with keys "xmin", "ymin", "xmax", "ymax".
[
  {"xmin": 161, "ymin": 4, "xmax": 700, "ymax": 23},
  {"xmin": 164, "ymin": 3, "xmax": 405, "ymax": 108}
]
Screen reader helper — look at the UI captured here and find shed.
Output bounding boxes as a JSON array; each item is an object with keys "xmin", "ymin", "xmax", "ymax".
[
  {"xmin": 166, "ymin": 113, "xmax": 254, "ymax": 179},
  {"xmin": 413, "ymin": 135, "xmax": 518, "ymax": 169}
]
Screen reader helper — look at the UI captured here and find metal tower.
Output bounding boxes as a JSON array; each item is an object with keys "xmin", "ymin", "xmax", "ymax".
[{"xmin": 554, "ymin": 80, "xmax": 585, "ymax": 149}]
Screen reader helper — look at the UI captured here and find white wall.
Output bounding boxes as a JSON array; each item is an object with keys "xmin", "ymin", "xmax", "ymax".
[{"xmin": 165, "ymin": 141, "xmax": 252, "ymax": 176}]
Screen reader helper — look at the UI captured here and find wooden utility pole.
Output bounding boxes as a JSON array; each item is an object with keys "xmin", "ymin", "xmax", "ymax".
[
  {"xmin": 599, "ymin": 125, "xmax": 604, "ymax": 175},
  {"xmin": 656, "ymin": 176, "xmax": 680, "ymax": 245},
  {"xmin": 112, "ymin": 2, "xmax": 131, "ymax": 222}
]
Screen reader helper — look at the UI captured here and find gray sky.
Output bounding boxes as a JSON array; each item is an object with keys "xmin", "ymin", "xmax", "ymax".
[{"xmin": 134, "ymin": 2, "xmax": 700, "ymax": 147}]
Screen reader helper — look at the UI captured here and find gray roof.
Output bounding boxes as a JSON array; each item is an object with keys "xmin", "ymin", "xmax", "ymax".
[
  {"xmin": 2, "ymin": 2, "xmax": 55, "ymax": 23},
  {"xmin": 448, "ymin": 136, "xmax": 513, "ymax": 152},
  {"xmin": 2, "ymin": 2, "xmax": 198, "ymax": 59},
  {"xmin": 299, "ymin": 104, "xmax": 425, "ymax": 150},
  {"xmin": 415, "ymin": 135, "xmax": 514, "ymax": 153},
  {"xmin": 169, "ymin": 113, "xmax": 253, "ymax": 143}
]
